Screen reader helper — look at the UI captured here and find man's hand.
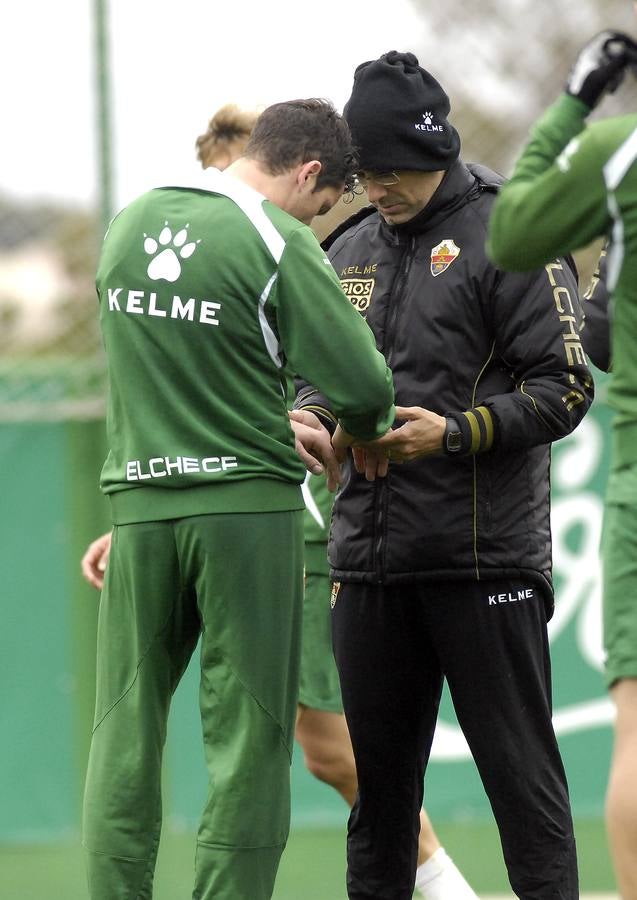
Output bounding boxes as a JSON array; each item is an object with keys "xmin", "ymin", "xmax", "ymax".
[
  {"xmin": 356, "ymin": 406, "xmax": 446, "ymax": 464},
  {"xmin": 566, "ymin": 31, "xmax": 636, "ymax": 110},
  {"xmin": 288, "ymin": 409, "xmax": 341, "ymax": 491},
  {"xmin": 81, "ymin": 531, "xmax": 112, "ymax": 591},
  {"xmin": 351, "ymin": 445, "xmax": 391, "ymax": 481},
  {"xmin": 333, "ymin": 423, "xmax": 391, "ymax": 481},
  {"xmin": 331, "ymin": 423, "xmax": 354, "ymax": 464}
]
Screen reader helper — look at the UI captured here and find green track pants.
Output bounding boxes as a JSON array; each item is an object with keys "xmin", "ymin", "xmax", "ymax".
[{"xmin": 82, "ymin": 510, "xmax": 304, "ymax": 899}]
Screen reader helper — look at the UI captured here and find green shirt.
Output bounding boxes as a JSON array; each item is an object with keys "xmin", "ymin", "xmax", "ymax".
[
  {"xmin": 487, "ymin": 93, "xmax": 637, "ymax": 466},
  {"xmin": 97, "ymin": 169, "xmax": 394, "ymax": 523}
]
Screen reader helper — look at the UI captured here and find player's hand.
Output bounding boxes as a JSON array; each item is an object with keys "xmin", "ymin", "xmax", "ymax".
[
  {"xmin": 566, "ymin": 31, "xmax": 635, "ymax": 110},
  {"xmin": 288, "ymin": 409, "xmax": 341, "ymax": 491},
  {"xmin": 351, "ymin": 445, "xmax": 390, "ymax": 481},
  {"xmin": 332, "ymin": 424, "xmax": 391, "ymax": 481},
  {"xmin": 331, "ymin": 424, "xmax": 354, "ymax": 464},
  {"xmin": 356, "ymin": 406, "xmax": 446, "ymax": 463},
  {"xmin": 81, "ymin": 531, "xmax": 112, "ymax": 591}
]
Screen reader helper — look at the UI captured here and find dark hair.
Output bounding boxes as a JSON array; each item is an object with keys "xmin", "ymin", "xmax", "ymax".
[{"xmin": 244, "ymin": 99, "xmax": 358, "ymax": 192}]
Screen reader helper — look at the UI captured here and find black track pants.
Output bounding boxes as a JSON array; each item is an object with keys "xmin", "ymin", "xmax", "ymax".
[{"xmin": 331, "ymin": 579, "xmax": 578, "ymax": 900}]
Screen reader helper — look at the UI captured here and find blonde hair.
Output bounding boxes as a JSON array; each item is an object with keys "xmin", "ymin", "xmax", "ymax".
[{"xmin": 195, "ymin": 104, "xmax": 260, "ymax": 170}]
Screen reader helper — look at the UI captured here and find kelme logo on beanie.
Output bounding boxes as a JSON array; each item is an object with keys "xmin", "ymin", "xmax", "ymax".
[
  {"xmin": 416, "ymin": 111, "xmax": 444, "ymax": 133},
  {"xmin": 343, "ymin": 51, "xmax": 461, "ymax": 173}
]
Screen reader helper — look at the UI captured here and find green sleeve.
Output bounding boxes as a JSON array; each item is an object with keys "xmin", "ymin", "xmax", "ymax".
[
  {"xmin": 487, "ymin": 94, "xmax": 610, "ymax": 270},
  {"xmin": 274, "ymin": 226, "xmax": 395, "ymax": 441}
]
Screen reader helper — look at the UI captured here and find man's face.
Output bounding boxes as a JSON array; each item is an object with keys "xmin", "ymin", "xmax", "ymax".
[
  {"xmin": 291, "ymin": 183, "xmax": 344, "ymax": 225},
  {"xmin": 359, "ymin": 169, "xmax": 445, "ymax": 225}
]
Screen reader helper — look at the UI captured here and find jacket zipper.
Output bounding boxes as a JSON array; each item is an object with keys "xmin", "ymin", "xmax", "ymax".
[{"xmin": 374, "ymin": 236, "xmax": 416, "ymax": 581}]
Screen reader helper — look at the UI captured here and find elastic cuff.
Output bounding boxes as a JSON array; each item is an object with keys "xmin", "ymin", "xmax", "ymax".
[
  {"xmin": 445, "ymin": 405, "xmax": 495, "ymax": 454},
  {"xmin": 297, "ymin": 405, "xmax": 338, "ymax": 435},
  {"xmin": 293, "ymin": 389, "xmax": 338, "ymax": 435},
  {"xmin": 301, "ymin": 406, "xmax": 338, "ymax": 435}
]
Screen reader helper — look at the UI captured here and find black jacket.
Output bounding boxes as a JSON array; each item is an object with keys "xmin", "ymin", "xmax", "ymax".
[
  {"xmin": 296, "ymin": 160, "xmax": 593, "ymax": 601},
  {"xmin": 581, "ymin": 244, "xmax": 611, "ymax": 373}
]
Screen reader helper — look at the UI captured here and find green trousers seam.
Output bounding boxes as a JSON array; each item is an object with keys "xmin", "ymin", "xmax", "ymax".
[
  {"xmin": 196, "ymin": 838, "xmax": 287, "ymax": 851},
  {"xmin": 91, "ymin": 607, "xmax": 175, "ymax": 734},
  {"xmin": 200, "ymin": 644, "xmax": 295, "ymax": 763},
  {"xmin": 83, "ymin": 843, "xmax": 151, "ymax": 863}
]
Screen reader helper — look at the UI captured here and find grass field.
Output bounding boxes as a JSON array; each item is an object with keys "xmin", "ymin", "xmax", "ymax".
[{"xmin": 0, "ymin": 818, "xmax": 617, "ymax": 899}]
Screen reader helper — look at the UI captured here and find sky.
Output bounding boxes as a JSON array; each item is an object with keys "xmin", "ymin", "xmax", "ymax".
[{"xmin": 5, "ymin": 0, "xmax": 422, "ymax": 212}]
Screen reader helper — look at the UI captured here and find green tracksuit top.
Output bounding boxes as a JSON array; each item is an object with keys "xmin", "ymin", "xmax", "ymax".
[
  {"xmin": 487, "ymin": 93, "xmax": 637, "ymax": 468},
  {"xmin": 97, "ymin": 168, "xmax": 395, "ymax": 524}
]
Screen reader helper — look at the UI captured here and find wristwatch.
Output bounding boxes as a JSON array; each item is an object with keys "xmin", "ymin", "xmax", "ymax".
[{"xmin": 444, "ymin": 416, "xmax": 463, "ymax": 454}]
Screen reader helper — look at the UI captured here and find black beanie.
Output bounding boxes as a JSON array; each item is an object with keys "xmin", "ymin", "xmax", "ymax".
[{"xmin": 343, "ymin": 51, "xmax": 461, "ymax": 173}]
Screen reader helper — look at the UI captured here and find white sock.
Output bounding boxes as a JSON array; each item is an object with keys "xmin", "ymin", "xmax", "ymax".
[{"xmin": 413, "ymin": 846, "xmax": 479, "ymax": 899}]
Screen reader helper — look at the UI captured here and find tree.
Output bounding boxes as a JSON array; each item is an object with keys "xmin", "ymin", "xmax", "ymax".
[
  {"xmin": 407, "ymin": 0, "xmax": 637, "ymax": 175},
  {"xmin": 406, "ymin": 0, "xmax": 637, "ymax": 278}
]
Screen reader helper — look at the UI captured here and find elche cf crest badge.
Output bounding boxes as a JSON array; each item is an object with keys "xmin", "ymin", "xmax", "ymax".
[{"xmin": 430, "ymin": 239, "xmax": 460, "ymax": 277}]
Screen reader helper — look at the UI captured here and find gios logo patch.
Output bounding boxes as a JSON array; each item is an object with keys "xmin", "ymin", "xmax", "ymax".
[
  {"xmin": 330, "ymin": 582, "xmax": 341, "ymax": 609},
  {"xmin": 340, "ymin": 278, "xmax": 375, "ymax": 313},
  {"xmin": 430, "ymin": 239, "xmax": 460, "ymax": 277}
]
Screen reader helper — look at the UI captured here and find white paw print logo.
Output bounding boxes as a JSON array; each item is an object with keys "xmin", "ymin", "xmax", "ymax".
[
  {"xmin": 423, "ymin": 111, "xmax": 434, "ymax": 125},
  {"xmin": 143, "ymin": 222, "xmax": 201, "ymax": 282}
]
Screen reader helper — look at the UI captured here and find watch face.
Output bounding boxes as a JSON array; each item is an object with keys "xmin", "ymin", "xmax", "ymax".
[{"xmin": 447, "ymin": 431, "xmax": 462, "ymax": 452}]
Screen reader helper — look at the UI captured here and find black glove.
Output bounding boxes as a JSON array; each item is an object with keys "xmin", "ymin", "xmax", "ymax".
[{"xmin": 566, "ymin": 31, "xmax": 636, "ymax": 110}]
